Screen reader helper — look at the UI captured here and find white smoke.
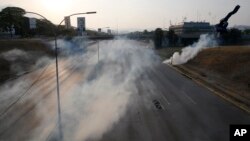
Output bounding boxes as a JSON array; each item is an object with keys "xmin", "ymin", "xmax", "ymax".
[
  {"xmin": 57, "ymin": 39, "xmax": 160, "ymax": 141},
  {"xmin": 33, "ymin": 56, "xmax": 52, "ymax": 69},
  {"xmin": 1, "ymin": 49, "xmax": 29, "ymax": 61},
  {"xmin": 163, "ymin": 34, "xmax": 217, "ymax": 65},
  {"xmin": 15, "ymin": 39, "xmax": 160, "ymax": 141},
  {"xmin": 49, "ymin": 37, "xmax": 94, "ymax": 56},
  {"xmin": 0, "ymin": 49, "xmax": 53, "ymax": 75},
  {"xmin": 0, "ymin": 49, "xmax": 31, "ymax": 74},
  {"xmin": 0, "ymin": 39, "xmax": 160, "ymax": 141},
  {"xmin": 0, "ymin": 77, "xmax": 32, "ymax": 113}
]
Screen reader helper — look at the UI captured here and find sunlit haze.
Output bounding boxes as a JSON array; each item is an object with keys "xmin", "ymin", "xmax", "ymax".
[{"xmin": 1, "ymin": 0, "xmax": 250, "ymax": 32}]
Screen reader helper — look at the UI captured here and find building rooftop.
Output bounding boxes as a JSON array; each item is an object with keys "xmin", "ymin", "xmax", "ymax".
[{"xmin": 169, "ymin": 21, "xmax": 214, "ymax": 39}]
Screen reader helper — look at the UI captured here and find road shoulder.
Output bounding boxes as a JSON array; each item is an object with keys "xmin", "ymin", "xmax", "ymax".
[{"xmin": 166, "ymin": 63, "xmax": 250, "ymax": 114}]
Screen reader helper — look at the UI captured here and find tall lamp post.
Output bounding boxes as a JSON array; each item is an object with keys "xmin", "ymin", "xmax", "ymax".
[{"xmin": 25, "ymin": 11, "xmax": 96, "ymax": 140}]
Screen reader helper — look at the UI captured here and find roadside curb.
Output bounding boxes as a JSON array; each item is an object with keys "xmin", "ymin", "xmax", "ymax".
[{"xmin": 166, "ymin": 63, "xmax": 250, "ymax": 114}]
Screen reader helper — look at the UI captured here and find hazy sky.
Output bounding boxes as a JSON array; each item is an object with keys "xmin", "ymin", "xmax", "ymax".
[{"xmin": 1, "ymin": 0, "xmax": 250, "ymax": 32}]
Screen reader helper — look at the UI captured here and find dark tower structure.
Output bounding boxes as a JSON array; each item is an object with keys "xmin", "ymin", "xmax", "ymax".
[{"xmin": 215, "ymin": 5, "xmax": 240, "ymax": 34}]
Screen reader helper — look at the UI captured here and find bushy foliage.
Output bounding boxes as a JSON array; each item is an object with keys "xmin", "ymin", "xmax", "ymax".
[
  {"xmin": 154, "ymin": 28, "xmax": 163, "ymax": 49},
  {"xmin": 0, "ymin": 7, "xmax": 26, "ymax": 36},
  {"xmin": 221, "ymin": 28, "xmax": 242, "ymax": 44}
]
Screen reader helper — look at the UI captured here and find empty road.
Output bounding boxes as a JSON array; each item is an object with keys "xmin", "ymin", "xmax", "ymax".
[{"xmin": 99, "ymin": 64, "xmax": 250, "ymax": 141}]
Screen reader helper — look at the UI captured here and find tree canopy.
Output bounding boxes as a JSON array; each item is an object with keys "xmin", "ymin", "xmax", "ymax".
[
  {"xmin": 221, "ymin": 28, "xmax": 242, "ymax": 44},
  {"xmin": 154, "ymin": 28, "xmax": 163, "ymax": 49},
  {"xmin": 0, "ymin": 7, "xmax": 25, "ymax": 30},
  {"xmin": 167, "ymin": 29, "xmax": 178, "ymax": 46}
]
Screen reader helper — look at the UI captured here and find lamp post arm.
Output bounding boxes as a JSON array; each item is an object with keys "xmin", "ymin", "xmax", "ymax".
[
  {"xmin": 25, "ymin": 11, "xmax": 57, "ymax": 36},
  {"xmin": 25, "ymin": 11, "xmax": 50, "ymax": 22}
]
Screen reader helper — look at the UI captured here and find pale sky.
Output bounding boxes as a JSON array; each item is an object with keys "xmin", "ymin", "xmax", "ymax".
[{"xmin": 1, "ymin": 0, "xmax": 250, "ymax": 32}]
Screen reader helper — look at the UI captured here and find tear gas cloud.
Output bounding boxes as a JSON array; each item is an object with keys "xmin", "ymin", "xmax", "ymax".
[
  {"xmin": 62, "ymin": 40, "xmax": 160, "ymax": 141},
  {"xmin": 1, "ymin": 49, "xmax": 29, "ymax": 62},
  {"xmin": 164, "ymin": 34, "xmax": 218, "ymax": 65},
  {"xmin": 49, "ymin": 37, "xmax": 93, "ymax": 56},
  {"xmin": 0, "ymin": 49, "xmax": 52, "ymax": 75},
  {"xmin": 0, "ymin": 38, "xmax": 160, "ymax": 141},
  {"xmin": 50, "ymin": 39, "xmax": 160, "ymax": 141}
]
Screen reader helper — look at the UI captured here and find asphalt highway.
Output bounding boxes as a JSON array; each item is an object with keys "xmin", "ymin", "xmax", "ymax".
[
  {"xmin": 0, "ymin": 40, "xmax": 249, "ymax": 141},
  {"xmin": 99, "ymin": 64, "xmax": 250, "ymax": 141}
]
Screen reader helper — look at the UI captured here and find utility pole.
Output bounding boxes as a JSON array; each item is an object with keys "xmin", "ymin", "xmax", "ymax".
[{"xmin": 25, "ymin": 11, "xmax": 96, "ymax": 140}]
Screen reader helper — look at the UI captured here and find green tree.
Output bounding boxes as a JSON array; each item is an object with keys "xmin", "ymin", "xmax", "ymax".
[
  {"xmin": 154, "ymin": 28, "xmax": 163, "ymax": 49},
  {"xmin": 0, "ymin": 7, "xmax": 26, "ymax": 37},
  {"xmin": 221, "ymin": 28, "xmax": 242, "ymax": 44},
  {"xmin": 167, "ymin": 29, "xmax": 178, "ymax": 46},
  {"xmin": 143, "ymin": 29, "xmax": 148, "ymax": 35},
  {"xmin": 36, "ymin": 19, "xmax": 56, "ymax": 36},
  {"xmin": 244, "ymin": 29, "xmax": 250, "ymax": 35},
  {"xmin": 57, "ymin": 25, "xmax": 77, "ymax": 37}
]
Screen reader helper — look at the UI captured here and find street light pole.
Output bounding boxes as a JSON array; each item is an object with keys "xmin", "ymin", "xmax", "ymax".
[
  {"xmin": 98, "ymin": 40, "xmax": 100, "ymax": 63},
  {"xmin": 25, "ymin": 11, "xmax": 96, "ymax": 140}
]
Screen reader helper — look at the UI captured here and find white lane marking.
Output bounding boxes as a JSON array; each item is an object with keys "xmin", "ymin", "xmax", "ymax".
[
  {"xmin": 160, "ymin": 93, "xmax": 171, "ymax": 105},
  {"xmin": 146, "ymin": 78, "xmax": 171, "ymax": 105},
  {"xmin": 182, "ymin": 91, "xmax": 197, "ymax": 104}
]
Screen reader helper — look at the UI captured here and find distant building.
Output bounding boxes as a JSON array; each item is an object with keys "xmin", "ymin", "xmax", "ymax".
[
  {"xmin": 29, "ymin": 18, "xmax": 37, "ymax": 29},
  {"xmin": 169, "ymin": 22, "xmax": 214, "ymax": 45},
  {"xmin": 107, "ymin": 29, "xmax": 112, "ymax": 34},
  {"xmin": 77, "ymin": 17, "xmax": 85, "ymax": 36},
  {"xmin": 64, "ymin": 16, "xmax": 71, "ymax": 29}
]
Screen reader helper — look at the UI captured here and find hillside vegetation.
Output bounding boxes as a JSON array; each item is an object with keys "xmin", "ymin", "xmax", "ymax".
[{"xmin": 185, "ymin": 46, "xmax": 250, "ymax": 98}]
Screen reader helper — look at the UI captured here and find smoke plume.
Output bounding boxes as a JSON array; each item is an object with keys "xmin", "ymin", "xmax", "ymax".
[
  {"xmin": 0, "ymin": 38, "xmax": 160, "ymax": 141},
  {"xmin": 57, "ymin": 39, "xmax": 160, "ymax": 141},
  {"xmin": 163, "ymin": 34, "xmax": 217, "ymax": 65},
  {"xmin": 0, "ymin": 48, "xmax": 52, "ymax": 75}
]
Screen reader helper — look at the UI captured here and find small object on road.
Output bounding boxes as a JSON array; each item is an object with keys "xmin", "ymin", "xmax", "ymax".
[{"xmin": 153, "ymin": 99, "xmax": 162, "ymax": 110}]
